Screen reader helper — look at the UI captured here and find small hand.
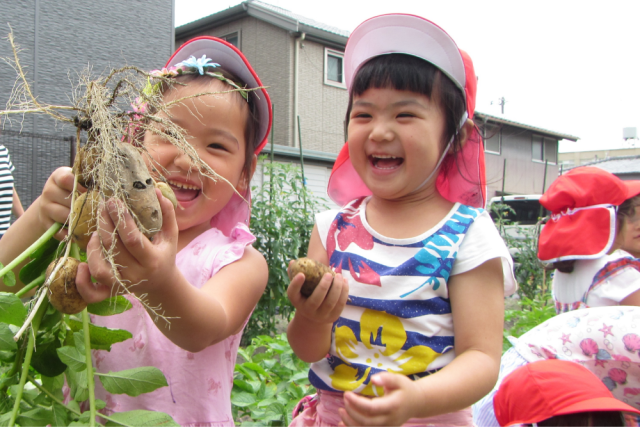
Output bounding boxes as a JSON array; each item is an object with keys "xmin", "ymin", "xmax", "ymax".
[
  {"xmin": 287, "ymin": 261, "xmax": 349, "ymax": 325},
  {"xmin": 76, "ymin": 189, "xmax": 178, "ymax": 303},
  {"xmin": 37, "ymin": 167, "xmax": 82, "ymax": 240},
  {"xmin": 338, "ymin": 373, "xmax": 418, "ymax": 426}
]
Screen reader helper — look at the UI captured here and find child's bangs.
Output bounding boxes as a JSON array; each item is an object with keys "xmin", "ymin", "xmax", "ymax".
[{"xmin": 350, "ymin": 54, "xmax": 438, "ymax": 99}]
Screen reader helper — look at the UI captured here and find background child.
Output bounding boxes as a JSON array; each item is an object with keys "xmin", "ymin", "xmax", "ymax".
[
  {"xmin": 0, "ymin": 37, "xmax": 271, "ymax": 426},
  {"xmin": 286, "ymin": 14, "xmax": 516, "ymax": 426},
  {"xmin": 493, "ymin": 359, "xmax": 640, "ymax": 427},
  {"xmin": 537, "ymin": 167, "xmax": 640, "ymax": 312}
]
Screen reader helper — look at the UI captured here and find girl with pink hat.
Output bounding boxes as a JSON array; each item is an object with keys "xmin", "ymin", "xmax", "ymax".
[
  {"xmin": 0, "ymin": 37, "xmax": 272, "ymax": 425},
  {"xmin": 286, "ymin": 14, "xmax": 516, "ymax": 426},
  {"xmin": 537, "ymin": 167, "xmax": 640, "ymax": 313}
]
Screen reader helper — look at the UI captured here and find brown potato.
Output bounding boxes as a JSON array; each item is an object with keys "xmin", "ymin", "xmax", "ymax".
[
  {"xmin": 74, "ymin": 145, "xmax": 99, "ymax": 188},
  {"xmin": 288, "ymin": 257, "xmax": 335, "ymax": 297},
  {"xmin": 46, "ymin": 258, "xmax": 86, "ymax": 314},
  {"xmin": 70, "ymin": 190, "xmax": 100, "ymax": 250},
  {"xmin": 117, "ymin": 143, "xmax": 162, "ymax": 239}
]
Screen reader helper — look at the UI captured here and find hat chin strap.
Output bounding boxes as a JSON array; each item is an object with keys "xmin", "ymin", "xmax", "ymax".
[{"xmin": 413, "ymin": 112, "xmax": 468, "ymax": 193}]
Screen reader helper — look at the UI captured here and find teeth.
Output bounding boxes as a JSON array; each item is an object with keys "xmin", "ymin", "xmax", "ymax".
[
  {"xmin": 167, "ymin": 180, "xmax": 200, "ymax": 191},
  {"xmin": 372, "ymin": 155, "xmax": 398, "ymax": 159}
]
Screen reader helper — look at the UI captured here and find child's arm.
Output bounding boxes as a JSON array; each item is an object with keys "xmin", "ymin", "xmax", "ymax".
[
  {"xmin": 0, "ymin": 167, "xmax": 76, "ymax": 293},
  {"xmin": 339, "ymin": 258, "xmax": 504, "ymax": 426},
  {"xmin": 75, "ymin": 195, "xmax": 268, "ymax": 353},
  {"xmin": 286, "ymin": 225, "xmax": 349, "ymax": 362}
]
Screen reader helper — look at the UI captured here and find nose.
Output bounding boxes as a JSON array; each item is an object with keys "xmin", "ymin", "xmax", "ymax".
[
  {"xmin": 370, "ymin": 118, "xmax": 394, "ymax": 143},
  {"xmin": 173, "ymin": 147, "xmax": 194, "ymax": 171}
]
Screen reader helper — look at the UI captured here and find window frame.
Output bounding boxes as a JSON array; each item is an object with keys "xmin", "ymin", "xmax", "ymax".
[
  {"xmin": 531, "ymin": 134, "xmax": 558, "ymax": 165},
  {"xmin": 324, "ymin": 48, "xmax": 346, "ymax": 89},
  {"xmin": 483, "ymin": 123, "xmax": 502, "ymax": 155},
  {"xmin": 218, "ymin": 31, "xmax": 241, "ymax": 50}
]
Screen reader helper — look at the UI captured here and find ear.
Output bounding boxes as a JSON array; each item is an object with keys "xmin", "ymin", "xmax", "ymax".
[
  {"xmin": 450, "ymin": 119, "xmax": 475, "ymax": 154},
  {"xmin": 237, "ymin": 154, "xmax": 258, "ymax": 194}
]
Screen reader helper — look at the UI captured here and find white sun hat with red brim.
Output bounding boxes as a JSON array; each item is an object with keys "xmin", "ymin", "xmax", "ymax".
[
  {"xmin": 166, "ymin": 36, "xmax": 272, "ymax": 154},
  {"xmin": 327, "ymin": 14, "xmax": 486, "ymax": 208}
]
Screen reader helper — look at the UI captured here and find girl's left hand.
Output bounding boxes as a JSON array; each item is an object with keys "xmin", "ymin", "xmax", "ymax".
[
  {"xmin": 76, "ymin": 189, "xmax": 179, "ymax": 303},
  {"xmin": 338, "ymin": 373, "xmax": 418, "ymax": 426}
]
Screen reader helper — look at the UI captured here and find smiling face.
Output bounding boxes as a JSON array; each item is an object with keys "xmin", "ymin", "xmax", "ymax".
[
  {"xmin": 347, "ymin": 87, "xmax": 448, "ymax": 201},
  {"xmin": 144, "ymin": 79, "xmax": 251, "ymax": 235}
]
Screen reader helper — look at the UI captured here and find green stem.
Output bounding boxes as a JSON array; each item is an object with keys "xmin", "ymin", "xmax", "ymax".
[
  {"xmin": 82, "ymin": 308, "xmax": 96, "ymax": 427},
  {"xmin": 8, "ymin": 298, "xmax": 49, "ymax": 426},
  {"xmin": 28, "ymin": 375, "xmax": 135, "ymax": 427},
  {"xmin": 15, "ymin": 273, "xmax": 46, "ymax": 298},
  {"xmin": 0, "ymin": 222, "xmax": 62, "ymax": 280},
  {"xmin": 70, "ymin": 242, "xmax": 81, "ymax": 260}
]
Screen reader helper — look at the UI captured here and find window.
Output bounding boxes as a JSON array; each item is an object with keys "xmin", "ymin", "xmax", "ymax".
[
  {"xmin": 219, "ymin": 31, "xmax": 239, "ymax": 49},
  {"xmin": 532, "ymin": 135, "xmax": 557, "ymax": 164},
  {"xmin": 324, "ymin": 48, "xmax": 346, "ymax": 89},
  {"xmin": 483, "ymin": 124, "xmax": 501, "ymax": 155}
]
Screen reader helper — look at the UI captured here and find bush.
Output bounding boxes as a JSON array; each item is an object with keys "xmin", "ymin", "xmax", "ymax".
[
  {"xmin": 503, "ymin": 293, "xmax": 556, "ymax": 352},
  {"xmin": 247, "ymin": 158, "xmax": 327, "ymax": 342},
  {"xmin": 231, "ymin": 333, "xmax": 315, "ymax": 426}
]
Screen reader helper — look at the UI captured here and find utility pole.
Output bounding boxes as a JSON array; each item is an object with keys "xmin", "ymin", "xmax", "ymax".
[{"xmin": 491, "ymin": 97, "xmax": 507, "ymax": 114}]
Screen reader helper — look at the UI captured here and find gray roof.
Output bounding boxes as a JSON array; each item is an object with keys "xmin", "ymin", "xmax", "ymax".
[
  {"xmin": 176, "ymin": 0, "xmax": 349, "ymax": 48},
  {"xmin": 571, "ymin": 155, "xmax": 640, "ymax": 175},
  {"xmin": 475, "ymin": 112, "xmax": 579, "ymax": 141}
]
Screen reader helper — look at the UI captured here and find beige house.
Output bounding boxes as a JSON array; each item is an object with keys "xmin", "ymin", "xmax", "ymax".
[
  {"xmin": 176, "ymin": 1, "xmax": 580, "ymax": 206},
  {"xmin": 559, "ymin": 147, "xmax": 640, "ymax": 170}
]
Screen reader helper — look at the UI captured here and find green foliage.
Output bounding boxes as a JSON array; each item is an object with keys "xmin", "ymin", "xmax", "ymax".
[
  {"xmin": 503, "ymin": 293, "xmax": 556, "ymax": 352},
  {"xmin": 490, "ymin": 202, "xmax": 548, "ymax": 300},
  {"xmin": 231, "ymin": 333, "xmax": 315, "ymax": 426},
  {"xmin": 0, "ymin": 235, "xmax": 177, "ymax": 425},
  {"xmin": 247, "ymin": 158, "xmax": 328, "ymax": 342}
]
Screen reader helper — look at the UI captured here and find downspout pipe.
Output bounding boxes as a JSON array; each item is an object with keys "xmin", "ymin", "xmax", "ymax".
[{"xmin": 293, "ymin": 32, "xmax": 305, "ymax": 147}]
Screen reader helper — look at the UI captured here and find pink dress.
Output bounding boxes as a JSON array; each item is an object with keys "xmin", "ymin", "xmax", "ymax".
[{"xmin": 91, "ymin": 224, "xmax": 255, "ymax": 427}]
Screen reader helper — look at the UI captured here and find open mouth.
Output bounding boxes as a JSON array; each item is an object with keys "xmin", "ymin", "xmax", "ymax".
[
  {"xmin": 167, "ymin": 179, "xmax": 201, "ymax": 202},
  {"xmin": 369, "ymin": 154, "xmax": 404, "ymax": 170}
]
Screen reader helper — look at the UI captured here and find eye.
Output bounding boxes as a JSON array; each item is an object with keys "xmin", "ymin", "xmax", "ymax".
[
  {"xmin": 208, "ymin": 143, "xmax": 228, "ymax": 151},
  {"xmin": 351, "ymin": 112, "xmax": 371, "ymax": 119},
  {"xmin": 397, "ymin": 112, "xmax": 415, "ymax": 118}
]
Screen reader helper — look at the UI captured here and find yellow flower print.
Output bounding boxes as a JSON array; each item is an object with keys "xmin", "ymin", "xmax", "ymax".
[{"xmin": 330, "ymin": 309, "xmax": 443, "ymax": 396}]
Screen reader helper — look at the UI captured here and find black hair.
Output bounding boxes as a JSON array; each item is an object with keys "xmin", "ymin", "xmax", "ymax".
[
  {"xmin": 345, "ymin": 54, "xmax": 468, "ymax": 162},
  {"xmin": 534, "ymin": 411, "xmax": 626, "ymax": 426}
]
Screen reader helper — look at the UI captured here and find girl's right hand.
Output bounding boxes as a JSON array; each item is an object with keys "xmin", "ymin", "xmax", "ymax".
[
  {"xmin": 286, "ymin": 262, "xmax": 349, "ymax": 325},
  {"xmin": 36, "ymin": 167, "xmax": 78, "ymax": 239}
]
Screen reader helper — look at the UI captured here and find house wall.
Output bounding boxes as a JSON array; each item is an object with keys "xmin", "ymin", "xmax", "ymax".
[
  {"xmin": 177, "ymin": 16, "xmax": 295, "ymax": 147},
  {"xmin": 559, "ymin": 147, "xmax": 640, "ymax": 168},
  {"xmin": 484, "ymin": 124, "xmax": 559, "ymax": 197},
  {"xmin": 297, "ymin": 40, "xmax": 348, "ymax": 154},
  {"xmin": 0, "ymin": 0, "xmax": 173, "ymax": 207}
]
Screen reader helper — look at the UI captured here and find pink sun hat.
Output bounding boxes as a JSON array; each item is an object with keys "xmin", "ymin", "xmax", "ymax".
[
  {"xmin": 166, "ymin": 37, "xmax": 273, "ymax": 235},
  {"xmin": 537, "ymin": 167, "xmax": 640, "ymax": 262},
  {"xmin": 327, "ymin": 14, "xmax": 486, "ymax": 208}
]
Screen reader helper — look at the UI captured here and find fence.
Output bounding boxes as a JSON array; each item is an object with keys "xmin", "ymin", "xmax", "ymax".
[{"xmin": 0, "ymin": 130, "xmax": 75, "ymax": 209}]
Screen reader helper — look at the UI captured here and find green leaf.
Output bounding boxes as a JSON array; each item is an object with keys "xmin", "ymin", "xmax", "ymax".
[
  {"xmin": 98, "ymin": 366, "xmax": 168, "ymax": 396},
  {"xmin": 256, "ymin": 397, "xmax": 278, "ymax": 408},
  {"xmin": 233, "ymin": 379, "xmax": 255, "ymax": 393},
  {"xmin": 66, "ymin": 367, "xmax": 89, "ymax": 401},
  {"xmin": 0, "ymin": 292, "xmax": 27, "ymax": 325},
  {"xmin": 290, "ymin": 371, "xmax": 310, "ymax": 383},
  {"xmin": 52, "ymin": 403, "xmax": 71, "ymax": 427},
  {"xmin": 0, "ymin": 323, "xmax": 16, "ymax": 351},
  {"xmin": 2, "ymin": 270, "xmax": 15, "ymax": 287},
  {"xmin": 16, "ymin": 407, "xmax": 54, "ymax": 427},
  {"xmin": 104, "ymin": 410, "xmax": 179, "ymax": 426},
  {"xmin": 231, "ymin": 391, "xmax": 257, "ymax": 408},
  {"xmin": 87, "ymin": 296, "xmax": 133, "ymax": 316},
  {"xmin": 243, "ymin": 362, "xmax": 270, "ymax": 377},
  {"xmin": 68, "ymin": 318, "xmax": 132, "ymax": 351},
  {"xmin": 32, "ymin": 338, "xmax": 68, "ymax": 377},
  {"xmin": 0, "ymin": 412, "xmax": 13, "ymax": 427},
  {"xmin": 41, "ymin": 374, "xmax": 65, "ymax": 400},
  {"xmin": 57, "ymin": 345, "xmax": 87, "ymax": 372},
  {"xmin": 19, "ymin": 234, "xmax": 60, "ymax": 284}
]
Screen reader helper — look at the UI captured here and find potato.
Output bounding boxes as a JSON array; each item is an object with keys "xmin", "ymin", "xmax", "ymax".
[
  {"xmin": 117, "ymin": 143, "xmax": 162, "ymax": 238},
  {"xmin": 46, "ymin": 257, "xmax": 86, "ymax": 314},
  {"xmin": 70, "ymin": 190, "xmax": 100, "ymax": 250},
  {"xmin": 155, "ymin": 181, "xmax": 178, "ymax": 209},
  {"xmin": 288, "ymin": 257, "xmax": 335, "ymax": 297},
  {"xmin": 74, "ymin": 145, "xmax": 99, "ymax": 188}
]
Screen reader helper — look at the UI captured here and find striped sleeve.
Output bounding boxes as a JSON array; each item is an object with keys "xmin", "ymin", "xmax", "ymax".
[{"xmin": 0, "ymin": 145, "xmax": 15, "ymax": 235}]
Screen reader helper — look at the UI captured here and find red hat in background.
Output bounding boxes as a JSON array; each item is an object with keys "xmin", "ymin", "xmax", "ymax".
[
  {"xmin": 327, "ymin": 14, "xmax": 486, "ymax": 208},
  {"xmin": 537, "ymin": 167, "xmax": 640, "ymax": 262},
  {"xmin": 494, "ymin": 359, "xmax": 640, "ymax": 426}
]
